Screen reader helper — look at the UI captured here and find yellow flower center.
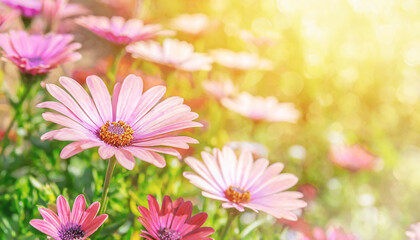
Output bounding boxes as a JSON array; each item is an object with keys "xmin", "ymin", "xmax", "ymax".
[
  {"xmin": 99, "ymin": 121, "xmax": 133, "ymax": 147},
  {"xmin": 224, "ymin": 186, "xmax": 251, "ymax": 204}
]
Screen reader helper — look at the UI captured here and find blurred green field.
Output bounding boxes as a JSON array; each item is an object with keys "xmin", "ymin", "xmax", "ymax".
[{"xmin": 2, "ymin": 0, "xmax": 420, "ymax": 239}]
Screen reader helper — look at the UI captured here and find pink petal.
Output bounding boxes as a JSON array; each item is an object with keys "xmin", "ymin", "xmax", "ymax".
[
  {"xmin": 83, "ymin": 214, "xmax": 108, "ymax": 238},
  {"xmin": 86, "ymin": 75, "xmax": 113, "ymax": 123},
  {"xmin": 56, "ymin": 195, "xmax": 70, "ymax": 224},
  {"xmin": 70, "ymin": 195, "xmax": 86, "ymax": 224},
  {"xmin": 115, "ymin": 149, "xmax": 136, "ymax": 170},
  {"xmin": 29, "ymin": 219, "xmax": 58, "ymax": 238}
]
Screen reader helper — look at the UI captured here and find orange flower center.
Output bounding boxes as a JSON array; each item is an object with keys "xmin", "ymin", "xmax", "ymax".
[
  {"xmin": 224, "ymin": 186, "xmax": 251, "ymax": 204},
  {"xmin": 99, "ymin": 121, "xmax": 133, "ymax": 147}
]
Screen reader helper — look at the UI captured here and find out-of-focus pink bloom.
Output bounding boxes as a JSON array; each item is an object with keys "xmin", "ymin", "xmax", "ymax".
[
  {"xmin": 240, "ymin": 30, "xmax": 275, "ymax": 46},
  {"xmin": 184, "ymin": 146, "xmax": 307, "ymax": 220},
  {"xmin": 0, "ymin": 7, "xmax": 18, "ymax": 32},
  {"xmin": 202, "ymin": 79, "xmax": 236, "ymax": 100},
  {"xmin": 76, "ymin": 16, "xmax": 172, "ymax": 45},
  {"xmin": 38, "ymin": 74, "xmax": 202, "ymax": 170},
  {"xmin": 170, "ymin": 13, "xmax": 209, "ymax": 35},
  {"xmin": 0, "ymin": 30, "xmax": 81, "ymax": 75},
  {"xmin": 211, "ymin": 49, "xmax": 273, "ymax": 70},
  {"xmin": 137, "ymin": 195, "xmax": 215, "ymax": 240},
  {"xmin": 407, "ymin": 222, "xmax": 420, "ymax": 240},
  {"xmin": 300, "ymin": 227, "xmax": 357, "ymax": 240},
  {"xmin": 278, "ymin": 217, "xmax": 312, "ymax": 238},
  {"xmin": 298, "ymin": 183, "xmax": 318, "ymax": 202},
  {"xmin": 127, "ymin": 39, "xmax": 213, "ymax": 72},
  {"xmin": 1, "ymin": 0, "xmax": 42, "ymax": 17},
  {"xmin": 30, "ymin": 195, "xmax": 108, "ymax": 240},
  {"xmin": 329, "ymin": 144, "xmax": 378, "ymax": 172},
  {"xmin": 221, "ymin": 92, "xmax": 300, "ymax": 123},
  {"xmin": 42, "ymin": 0, "xmax": 89, "ymax": 30},
  {"xmin": 227, "ymin": 141, "xmax": 268, "ymax": 159}
]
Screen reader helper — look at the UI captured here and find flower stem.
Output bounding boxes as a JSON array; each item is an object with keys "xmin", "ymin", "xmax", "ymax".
[
  {"xmin": 219, "ymin": 209, "xmax": 240, "ymax": 240},
  {"xmin": 99, "ymin": 157, "xmax": 117, "ymax": 215},
  {"xmin": 107, "ymin": 48, "xmax": 125, "ymax": 83}
]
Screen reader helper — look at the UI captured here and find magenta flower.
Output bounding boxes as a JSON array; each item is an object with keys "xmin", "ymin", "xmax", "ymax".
[
  {"xmin": 184, "ymin": 146, "xmax": 307, "ymax": 220},
  {"xmin": 407, "ymin": 222, "xmax": 420, "ymax": 240},
  {"xmin": 37, "ymin": 74, "xmax": 201, "ymax": 170},
  {"xmin": 137, "ymin": 195, "xmax": 215, "ymax": 240},
  {"xmin": 329, "ymin": 144, "xmax": 378, "ymax": 172},
  {"xmin": 0, "ymin": 31, "xmax": 81, "ymax": 75},
  {"xmin": 1, "ymin": 0, "xmax": 42, "ymax": 17},
  {"xmin": 300, "ymin": 227, "xmax": 357, "ymax": 240},
  {"xmin": 127, "ymin": 39, "xmax": 213, "ymax": 72},
  {"xmin": 30, "ymin": 195, "xmax": 108, "ymax": 240},
  {"xmin": 76, "ymin": 15, "xmax": 172, "ymax": 45},
  {"xmin": 221, "ymin": 92, "xmax": 300, "ymax": 123}
]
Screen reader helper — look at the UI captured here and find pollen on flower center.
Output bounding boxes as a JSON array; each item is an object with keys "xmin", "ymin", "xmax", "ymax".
[
  {"xmin": 99, "ymin": 120, "xmax": 134, "ymax": 147},
  {"xmin": 157, "ymin": 227, "xmax": 182, "ymax": 240},
  {"xmin": 58, "ymin": 222, "xmax": 85, "ymax": 240},
  {"xmin": 224, "ymin": 186, "xmax": 251, "ymax": 204}
]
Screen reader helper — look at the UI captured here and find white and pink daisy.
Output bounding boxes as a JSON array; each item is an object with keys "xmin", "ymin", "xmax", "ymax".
[
  {"xmin": 137, "ymin": 195, "xmax": 215, "ymax": 240},
  {"xmin": 0, "ymin": 30, "xmax": 81, "ymax": 75},
  {"xmin": 170, "ymin": 13, "xmax": 209, "ymax": 35},
  {"xmin": 1, "ymin": 0, "xmax": 42, "ymax": 17},
  {"xmin": 211, "ymin": 49, "xmax": 273, "ymax": 71},
  {"xmin": 407, "ymin": 222, "xmax": 420, "ymax": 240},
  {"xmin": 76, "ymin": 16, "xmax": 172, "ymax": 45},
  {"xmin": 183, "ymin": 146, "xmax": 307, "ymax": 220},
  {"xmin": 127, "ymin": 39, "xmax": 213, "ymax": 72},
  {"xmin": 221, "ymin": 92, "xmax": 300, "ymax": 123},
  {"xmin": 38, "ymin": 74, "xmax": 202, "ymax": 170},
  {"xmin": 202, "ymin": 79, "xmax": 236, "ymax": 100},
  {"xmin": 329, "ymin": 144, "xmax": 378, "ymax": 172},
  {"xmin": 42, "ymin": 0, "xmax": 89, "ymax": 29},
  {"xmin": 30, "ymin": 194, "xmax": 108, "ymax": 240}
]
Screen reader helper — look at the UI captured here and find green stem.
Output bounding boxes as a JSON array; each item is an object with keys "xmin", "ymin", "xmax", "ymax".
[
  {"xmin": 107, "ymin": 48, "xmax": 125, "ymax": 83},
  {"xmin": 219, "ymin": 209, "xmax": 239, "ymax": 240},
  {"xmin": 99, "ymin": 158, "xmax": 117, "ymax": 215},
  {"xmin": 0, "ymin": 79, "xmax": 35, "ymax": 157}
]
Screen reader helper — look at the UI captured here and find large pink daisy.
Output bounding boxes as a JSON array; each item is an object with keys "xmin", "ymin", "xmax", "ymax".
[
  {"xmin": 30, "ymin": 194, "xmax": 108, "ymax": 240},
  {"xmin": 1, "ymin": 0, "xmax": 42, "ymax": 17},
  {"xmin": 183, "ymin": 146, "xmax": 307, "ymax": 220},
  {"xmin": 127, "ymin": 39, "xmax": 213, "ymax": 72},
  {"xmin": 76, "ymin": 15, "xmax": 172, "ymax": 45},
  {"xmin": 37, "ymin": 74, "xmax": 202, "ymax": 170},
  {"xmin": 137, "ymin": 195, "xmax": 214, "ymax": 240},
  {"xmin": 0, "ymin": 30, "xmax": 81, "ymax": 75}
]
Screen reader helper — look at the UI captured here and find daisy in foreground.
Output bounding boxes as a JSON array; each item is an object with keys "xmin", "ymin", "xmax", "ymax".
[
  {"xmin": 0, "ymin": 31, "xmax": 81, "ymax": 76},
  {"xmin": 183, "ymin": 146, "xmax": 306, "ymax": 238},
  {"xmin": 407, "ymin": 222, "xmax": 420, "ymax": 240},
  {"xmin": 127, "ymin": 39, "xmax": 213, "ymax": 72},
  {"xmin": 76, "ymin": 15, "xmax": 172, "ymax": 45},
  {"xmin": 221, "ymin": 92, "xmax": 300, "ymax": 123},
  {"xmin": 30, "ymin": 195, "xmax": 108, "ymax": 240},
  {"xmin": 137, "ymin": 195, "xmax": 214, "ymax": 240}
]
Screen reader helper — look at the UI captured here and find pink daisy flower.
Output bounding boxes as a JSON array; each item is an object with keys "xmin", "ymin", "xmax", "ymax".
[
  {"xmin": 202, "ymin": 79, "xmax": 236, "ymax": 100},
  {"xmin": 170, "ymin": 13, "xmax": 210, "ymax": 35},
  {"xmin": 183, "ymin": 146, "xmax": 307, "ymax": 220},
  {"xmin": 1, "ymin": 0, "xmax": 42, "ymax": 17},
  {"xmin": 211, "ymin": 49, "xmax": 273, "ymax": 71},
  {"xmin": 221, "ymin": 92, "xmax": 300, "ymax": 123},
  {"xmin": 76, "ymin": 15, "xmax": 172, "ymax": 45},
  {"xmin": 0, "ymin": 30, "xmax": 81, "ymax": 75},
  {"xmin": 137, "ymin": 195, "xmax": 215, "ymax": 240},
  {"xmin": 42, "ymin": 0, "xmax": 89, "ymax": 26},
  {"xmin": 30, "ymin": 194, "xmax": 108, "ymax": 240},
  {"xmin": 37, "ymin": 74, "xmax": 202, "ymax": 170},
  {"xmin": 300, "ymin": 227, "xmax": 357, "ymax": 240},
  {"xmin": 329, "ymin": 144, "xmax": 378, "ymax": 172},
  {"xmin": 126, "ymin": 39, "xmax": 213, "ymax": 72},
  {"xmin": 407, "ymin": 222, "xmax": 420, "ymax": 240}
]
